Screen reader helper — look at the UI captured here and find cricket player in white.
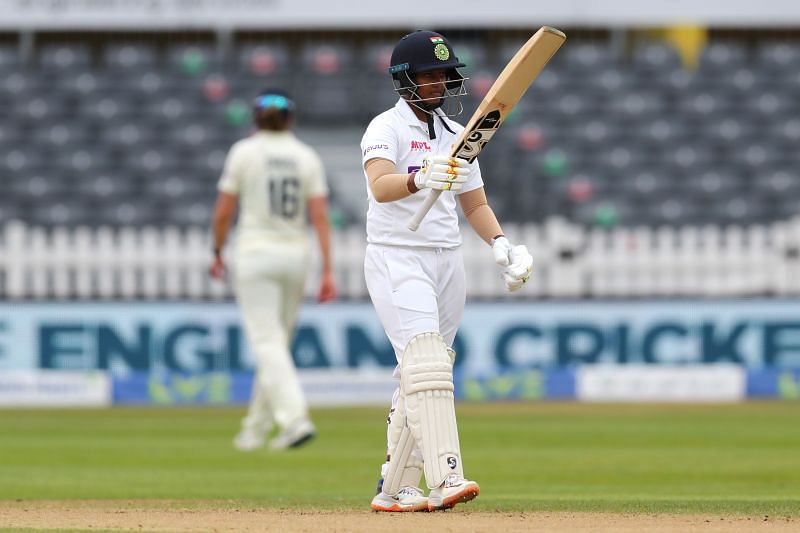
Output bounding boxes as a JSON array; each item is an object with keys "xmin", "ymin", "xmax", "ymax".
[
  {"xmin": 211, "ymin": 89, "xmax": 337, "ymax": 452},
  {"xmin": 363, "ymin": 31, "xmax": 533, "ymax": 511}
]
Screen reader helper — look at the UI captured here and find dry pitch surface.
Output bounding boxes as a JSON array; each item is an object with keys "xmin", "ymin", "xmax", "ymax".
[{"xmin": 1, "ymin": 501, "xmax": 798, "ymax": 533}]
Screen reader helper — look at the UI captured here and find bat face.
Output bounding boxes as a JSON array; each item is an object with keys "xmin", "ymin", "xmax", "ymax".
[{"xmin": 453, "ymin": 110, "xmax": 502, "ymax": 163}]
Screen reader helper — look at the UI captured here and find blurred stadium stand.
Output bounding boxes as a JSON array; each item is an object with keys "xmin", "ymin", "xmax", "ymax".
[{"xmin": 2, "ymin": 24, "xmax": 800, "ymax": 299}]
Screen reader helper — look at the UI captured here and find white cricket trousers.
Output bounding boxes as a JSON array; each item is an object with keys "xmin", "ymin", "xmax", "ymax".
[
  {"xmin": 234, "ymin": 240, "xmax": 310, "ymax": 434},
  {"xmin": 364, "ymin": 243, "xmax": 466, "ymax": 438}
]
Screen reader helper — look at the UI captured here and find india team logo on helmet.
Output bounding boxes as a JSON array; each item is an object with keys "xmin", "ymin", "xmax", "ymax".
[{"xmin": 434, "ymin": 44, "xmax": 450, "ymax": 61}]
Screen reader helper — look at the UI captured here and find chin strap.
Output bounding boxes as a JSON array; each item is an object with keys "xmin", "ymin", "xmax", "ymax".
[
  {"xmin": 423, "ymin": 109, "xmax": 456, "ymax": 140},
  {"xmin": 425, "ymin": 113, "xmax": 436, "ymax": 140}
]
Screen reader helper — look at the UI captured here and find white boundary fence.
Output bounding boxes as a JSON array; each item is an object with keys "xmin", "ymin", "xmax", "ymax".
[{"xmin": 2, "ymin": 217, "xmax": 800, "ymax": 300}]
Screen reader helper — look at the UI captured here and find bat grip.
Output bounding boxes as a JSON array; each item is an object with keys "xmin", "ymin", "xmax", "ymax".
[{"xmin": 407, "ymin": 189, "xmax": 443, "ymax": 231}]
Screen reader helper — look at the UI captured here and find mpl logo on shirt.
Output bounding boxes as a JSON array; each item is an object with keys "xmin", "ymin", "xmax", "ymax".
[{"xmin": 410, "ymin": 140, "xmax": 431, "ymax": 151}]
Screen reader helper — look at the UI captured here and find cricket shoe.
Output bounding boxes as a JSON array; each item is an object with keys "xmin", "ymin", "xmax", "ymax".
[
  {"xmin": 427, "ymin": 474, "xmax": 480, "ymax": 511},
  {"xmin": 232, "ymin": 429, "xmax": 264, "ymax": 452},
  {"xmin": 371, "ymin": 486, "xmax": 429, "ymax": 512},
  {"xmin": 269, "ymin": 419, "xmax": 316, "ymax": 450}
]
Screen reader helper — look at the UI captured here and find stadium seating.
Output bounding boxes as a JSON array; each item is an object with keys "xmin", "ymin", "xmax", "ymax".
[{"xmin": 0, "ymin": 34, "xmax": 798, "ymax": 230}]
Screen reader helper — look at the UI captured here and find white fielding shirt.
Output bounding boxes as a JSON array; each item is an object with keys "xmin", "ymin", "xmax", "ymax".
[
  {"xmin": 218, "ymin": 130, "xmax": 328, "ymax": 247},
  {"xmin": 360, "ymin": 98, "xmax": 484, "ymax": 248}
]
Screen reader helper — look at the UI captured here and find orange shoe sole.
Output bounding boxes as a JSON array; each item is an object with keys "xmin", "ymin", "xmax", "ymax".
[
  {"xmin": 371, "ymin": 502, "xmax": 429, "ymax": 512},
  {"xmin": 428, "ymin": 484, "xmax": 480, "ymax": 511}
]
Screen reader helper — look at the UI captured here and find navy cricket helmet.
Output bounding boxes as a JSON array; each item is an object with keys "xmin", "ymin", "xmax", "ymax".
[
  {"xmin": 253, "ymin": 87, "xmax": 296, "ymax": 118},
  {"xmin": 388, "ymin": 30, "xmax": 467, "ymax": 103}
]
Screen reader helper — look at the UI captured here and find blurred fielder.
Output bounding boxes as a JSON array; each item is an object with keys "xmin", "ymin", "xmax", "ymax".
[
  {"xmin": 211, "ymin": 88, "xmax": 337, "ymax": 451},
  {"xmin": 361, "ymin": 31, "xmax": 533, "ymax": 511}
]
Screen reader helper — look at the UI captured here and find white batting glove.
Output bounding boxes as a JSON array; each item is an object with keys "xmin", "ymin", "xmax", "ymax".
[
  {"xmin": 492, "ymin": 236, "xmax": 533, "ymax": 292},
  {"xmin": 414, "ymin": 155, "xmax": 469, "ymax": 192}
]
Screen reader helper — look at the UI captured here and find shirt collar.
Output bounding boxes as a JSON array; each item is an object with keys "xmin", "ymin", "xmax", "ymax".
[
  {"xmin": 395, "ymin": 98, "xmax": 442, "ymax": 137},
  {"xmin": 395, "ymin": 98, "xmax": 421, "ymax": 127}
]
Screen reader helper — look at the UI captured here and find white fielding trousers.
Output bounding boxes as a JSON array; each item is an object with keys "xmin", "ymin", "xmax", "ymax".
[
  {"xmin": 364, "ymin": 243, "xmax": 466, "ymax": 453},
  {"xmin": 234, "ymin": 240, "xmax": 310, "ymax": 434}
]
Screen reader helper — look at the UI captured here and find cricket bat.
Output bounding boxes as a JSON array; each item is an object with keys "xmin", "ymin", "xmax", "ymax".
[{"xmin": 408, "ymin": 26, "xmax": 566, "ymax": 231}]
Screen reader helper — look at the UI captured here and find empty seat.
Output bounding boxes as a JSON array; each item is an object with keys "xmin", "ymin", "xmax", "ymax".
[
  {"xmin": 79, "ymin": 94, "xmax": 139, "ymax": 125},
  {"xmin": 698, "ymin": 42, "xmax": 750, "ymax": 74},
  {"xmin": 714, "ymin": 65, "xmax": 773, "ymax": 94},
  {"xmin": 573, "ymin": 200, "xmax": 633, "ymax": 228},
  {"xmin": 97, "ymin": 201, "xmax": 165, "ymax": 226},
  {"xmin": 11, "ymin": 94, "xmax": 70, "ymax": 121},
  {"xmin": 57, "ymin": 148, "xmax": 115, "ymax": 174},
  {"xmin": 676, "ymin": 88, "xmax": 734, "ymax": 120},
  {"xmin": 0, "ymin": 45, "xmax": 21, "ymax": 71},
  {"xmin": 768, "ymin": 117, "xmax": 800, "ymax": 146},
  {"xmin": 631, "ymin": 41, "xmax": 684, "ymax": 73},
  {"xmin": 142, "ymin": 95, "xmax": 200, "ymax": 124},
  {"xmin": 168, "ymin": 199, "xmax": 214, "ymax": 227},
  {"xmin": 449, "ymin": 40, "xmax": 490, "ymax": 73},
  {"xmin": 0, "ymin": 147, "xmax": 46, "ymax": 177},
  {"xmin": 76, "ymin": 172, "xmax": 140, "ymax": 204},
  {"xmin": 293, "ymin": 42, "xmax": 359, "ymax": 124},
  {"xmin": 551, "ymin": 89, "xmax": 599, "ymax": 119},
  {"xmin": 624, "ymin": 167, "xmax": 677, "ymax": 200},
  {"xmin": 647, "ymin": 195, "xmax": 703, "ymax": 227},
  {"xmin": 103, "ymin": 43, "xmax": 159, "ymax": 70},
  {"xmin": 752, "ymin": 166, "xmax": 800, "ymax": 199},
  {"xmin": 0, "ymin": 70, "xmax": 43, "ymax": 100},
  {"xmin": 141, "ymin": 171, "xmax": 209, "ymax": 200},
  {"xmin": 0, "ymin": 201, "xmax": 23, "ymax": 224},
  {"xmin": 705, "ymin": 194, "xmax": 770, "ymax": 225},
  {"xmin": 164, "ymin": 121, "xmax": 225, "ymax": 152},
  {"xmin": 123, "ymin": 146, "xmax": 182, "ymax": 174},
  {"xmin": 300, "ymin": 42, "xmax": 356, "ymax": 75},
  {"xmin": 166, "ymin": 43, "xmax": 221, "ymax": 76},
  {"xmin": 756, "ymin": 42, "xmax": 800, "ymax": 72},
  {"xmin": 0, "ymin": 119, "xmax": 25, "ymax": 147},
  {"xmin": 594, "ymin": 144, "xmax": 649, "ymax": 174},
  {"xmin": 630, "ymin": 117, "xmax": 692, "ymax": 148},
  {"xmin": 658, "ymin": 141, "xmax": 715, "ymax": 175},
  {"xmin": 607, "ymin": 88, "xmax": 667, "ymax": 122},
  {"xmin": 31, "ymin": 122, "xmax": 91, "ymax": 150},
  {"xmin": 51, "ymin": 69, "xmax": 116, "ymax": 100},
  {"xmin": 8, "ymin": 171, "xmax": 72, "ymax": 204},
  {"xmin": 684, "ymin": 167, "xmax": 746, "ymax": 199},
  {"xmin": 356, "ymin": 41, "xmax": 405, "ymax": 119},
  {"xmin": 100, "ymin": 122, "xmax": 162, "ymax": 150},
  {"xmin": 294, "ymin": 79, "xmax": 357, "ymax": 124},
  {"xmin": 726, "ymin": 140, "xmax": 784, "ymax": 171},
  {"xmin": 743, "ymin": 89, "xmax": 796, "ymax": 120},
  {"xmin": 29, "ymin": 199, "xmax": 91, "ymax": 227},
  {"xmin": 702, "ymin": 115, "xmax": 754, "ymax": 147},
  {"xmin": 556, "ymin": 41, "xmax": 616, "ymax": 72},
  {"xmin": 37, "ymin": 43, "xmax": 92, "ymax": 72},
  {"xmin": 238, "ymin": 42, "xmax": 291, "ymax": 76}
]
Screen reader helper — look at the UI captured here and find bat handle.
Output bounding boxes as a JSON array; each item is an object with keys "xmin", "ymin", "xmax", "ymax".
[{"xmin": 408, "ymin": 189, "xmax": 443, "ymax": 231}]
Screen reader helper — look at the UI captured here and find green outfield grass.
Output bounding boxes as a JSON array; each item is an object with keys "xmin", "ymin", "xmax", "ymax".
[{"xmin": 0, "ymin": 402, "xmax": 798, "ymax": 515}]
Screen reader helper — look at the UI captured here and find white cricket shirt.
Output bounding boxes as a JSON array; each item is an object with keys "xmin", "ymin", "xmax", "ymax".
[
  {"xmin": 361, "ymin": 98, "xmax": 484, "ymax": 248},
  {"xmin": 218, "ymin": 130, "xmax": 327, "ymax": 247}
]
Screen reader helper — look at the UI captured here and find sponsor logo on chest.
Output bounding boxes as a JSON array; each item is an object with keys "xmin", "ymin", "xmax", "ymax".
[{"xmin": 410, "ymin": 140, "xmax": 432, "ymax": 151}]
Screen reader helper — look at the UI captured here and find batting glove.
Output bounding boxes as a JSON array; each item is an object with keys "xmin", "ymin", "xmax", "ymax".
[
  {"xmin": 492, "ymin": 236, "xmax": 533, "ymax": 292},
  {"xmin": 414, "ymin": 155, "xmax": 469, "ymax": 191}
]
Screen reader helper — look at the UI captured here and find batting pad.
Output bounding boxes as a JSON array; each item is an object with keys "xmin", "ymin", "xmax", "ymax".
[
  {"xmin": 382, "ymin": 395, "xmax": 423, "ymax": 496},
  {"xmin": 401, "ymin": 332, "xmax": 463, "ymax": 488}
]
